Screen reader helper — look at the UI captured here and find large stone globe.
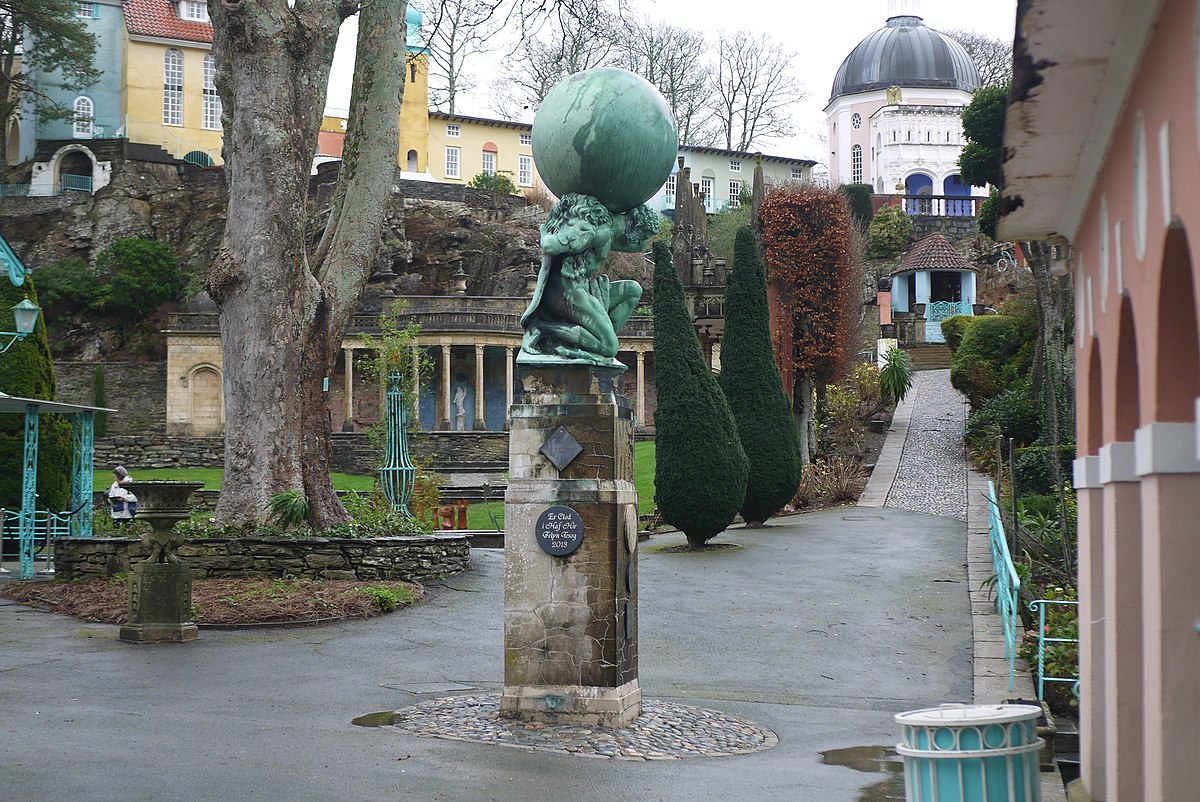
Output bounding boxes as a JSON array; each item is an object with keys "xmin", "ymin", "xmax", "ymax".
[{"xmin": 533, "ymin": 68, "xmax": 679, "ymax": 212}]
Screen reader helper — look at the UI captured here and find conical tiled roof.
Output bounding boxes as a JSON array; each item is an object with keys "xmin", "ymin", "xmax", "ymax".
[{"xmin": 892, "ymin": 232, "xmax": 977, "ymax": 275}]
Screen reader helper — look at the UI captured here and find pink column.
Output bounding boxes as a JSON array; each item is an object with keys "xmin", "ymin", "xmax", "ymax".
[{"xmin": 1074, "ymin": 456, "xmax": 1106, "ymax": 799}]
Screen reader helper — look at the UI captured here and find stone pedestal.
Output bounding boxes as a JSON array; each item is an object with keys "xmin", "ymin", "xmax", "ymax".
[
  {"xmin": 118, "ymin": 563, "xmax": 199, "ymax": 643},
  {"xmin": 501, "ymin": 364, "xmax": 640, "ymax": 727}
]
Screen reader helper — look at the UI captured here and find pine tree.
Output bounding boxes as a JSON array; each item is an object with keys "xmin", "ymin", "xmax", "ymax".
[
  {"xmin": 651, "ymin": 241, "xmax": 748, "ymax": 546},
  {"xmin": 719, "ymin": 228, "xmax": 801, "ymax": 525}
]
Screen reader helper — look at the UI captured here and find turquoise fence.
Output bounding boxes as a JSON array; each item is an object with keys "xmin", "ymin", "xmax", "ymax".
[
  {"xmin": 60, "ymin": 174, "xmax": 93, "ymax": 193},
  {"xmin": 1, "ymin": 508, "xmax": 77, "ymax": 575},
  {"xmin": 1028, "ymin": 598, "xmax": 1080, "ymax": 701},
  {"xmin": 0, "ymin": 184, "xmax": 31, "ymax": 197},
  {"xmin": 987, "ymin": 480, "xmax": 1022, "ymax": 691}
]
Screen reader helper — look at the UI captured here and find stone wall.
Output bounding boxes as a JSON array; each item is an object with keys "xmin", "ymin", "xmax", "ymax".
[
  {"xmin": 912, "ymin": 215, "xmax": 979, "ymax": 241},
  {"xmin": 55, "ymin": 534, "xmax": 471, "ymax": 582},
  {"xmin": 55, "ymin": 361, "xmax": 167, "ymax": 435},
  {"xmin": 92, "ymin": 431, "xmax": 510, "ymax": 473}
]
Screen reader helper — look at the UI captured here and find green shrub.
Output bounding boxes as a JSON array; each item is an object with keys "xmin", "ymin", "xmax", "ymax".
[
  {"xmin": 362, "ymin": 585, "xmax": 399, "ymax": 612},
  {"xmin": 879, "ymin": 347, "xmax": 914, "ymax": 404},
  {"xmin": 719, "ymin": 228, "xmax": 801, "ymax": 525},
  {"xmin": 964, "ymin": 380, "xmax": 1042, "ymax": 452},
  {"xmin": 950, "ymin": 314, "xmax": 1036, "ymax": 408},
  {"xmin": 841, "ymin": 183, "xmax": 875, "ymax": 227},
  {"xmin": 467, "ymin": 170, "xmax": 518, "ymax": 194},
  {"xmin": 1014, "ymin": 443, "xmax": 1076, "ymax": 497},
  {"xmin": 0, "ymin": 276, "xmax": 72, "ymax": 513},
  {"xmin": 940, "ymin": 315, "xmax": 978, "ymax": 355},
  {"xmin": 32, "ymin": 259, "xmax": 102, "ymax": 317},
  {"xmin": 867, "ymin": 203, "xmax": 913, "ymax": 259},
  {"xmin": 1017, "ymin": 493, "xmax": 1060, "ymax": 520},
  {"xmin": 94, "ymin": 237, "xmax": 183, "ymax": 320},
  {"xmin": 265, "ymin": 490, "xmax": 309, "ymax": 529},
  {"xmin": 652, "ymin": 241, "xmax": 748, "ymax": 546}
]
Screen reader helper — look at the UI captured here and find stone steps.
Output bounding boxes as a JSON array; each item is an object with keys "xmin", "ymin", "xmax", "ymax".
[{"xmin": 904, "ymin": 343, "xmax": 953, "ymax": 370}]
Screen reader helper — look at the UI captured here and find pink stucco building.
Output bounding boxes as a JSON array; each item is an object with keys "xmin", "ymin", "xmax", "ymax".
[{"xmin": 1000, "ymin": 1, "xmax": 1200, "ymax": 799}]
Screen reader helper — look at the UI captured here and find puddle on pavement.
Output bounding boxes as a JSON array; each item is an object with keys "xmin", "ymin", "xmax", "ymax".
[
  {"xmin": 820, "ymin": 745, "xmax": 904, "ymax": 802},
  {"xmin": 352, "ymin": 710, "xmax": 401, "ymax": 727}
]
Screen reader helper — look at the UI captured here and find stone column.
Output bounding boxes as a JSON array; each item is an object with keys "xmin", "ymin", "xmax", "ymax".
[
  {"xmin": 504, "ymin": 347, "xmax": 514, "ymax": 430},
  {"xmin": 1073, "ymin": 455, "xmax": 1106, "ymax": 800},
  {"xmin": 635, "ymin": 350, "xmax": 646, "ymax": 428},
  {"xmin": 1135, "ymin": 422, "xmax": 1200, "ymax": 802},
  {"xmin": 1099, "ymin": 441, "xmax": 1143, "ymax": 801},
  {"xmin": 474, "ymin": 344, "xmax": 487, "ymax": 430},
  {"xmin": 439, "ymin": 344, "xmax": 452, "ymax": 431},
  {"xmin": 343, "ymin": 347, "xmax": 354, "ymax": 423},
  {"xmin": 503, "ymin": 364, "xmax": 640, "ymax": 727}
]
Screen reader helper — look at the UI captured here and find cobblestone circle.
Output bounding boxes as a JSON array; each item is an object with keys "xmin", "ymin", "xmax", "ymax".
[
  {"xmin": 886, "ymin": 370, "xmax": 970, "ymax": 521},
  {"xmin": 380, "ymin": 694, "xmax": 778, "ymax": 760}
]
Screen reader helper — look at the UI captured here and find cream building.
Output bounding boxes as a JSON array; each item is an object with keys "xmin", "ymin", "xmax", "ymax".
[{"xmin": 424, "ymin": 113, "xmax": 544, "ymax": 192}]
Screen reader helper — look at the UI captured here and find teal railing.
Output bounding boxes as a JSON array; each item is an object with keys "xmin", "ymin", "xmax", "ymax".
[
  {"xmin": 1029, "ymin": 598, "xmax": 1081, "ymax": 701},
  {"xmin": 1, "ymin": 508, "xmax": 77, "ymax": 576},
  {"xmin": 987, "ymin": 480, "xmax": 1022, "ymax": 691},
  {"xmin": 60, "ymin": 174, "xmax": 93, "ymax": 193},
  {"xmin": 0, "ymin": 184, "xmax": 31, "ymax": 197}
]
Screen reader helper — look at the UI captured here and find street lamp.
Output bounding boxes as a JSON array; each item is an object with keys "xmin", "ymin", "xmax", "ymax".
[{"xmin": 0, "ymin": 297, "xmax": 40, "ymax": 354}]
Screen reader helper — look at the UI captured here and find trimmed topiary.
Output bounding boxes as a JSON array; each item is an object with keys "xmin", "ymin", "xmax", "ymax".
[
  {"xmin": 950, "ymin": 314, "xmax": 1036, "ymax": 409},
  {"xmin": 718, "ymin": 228, "xmax": 800, "ymax": 526},
  {"xmin": 652, "ymin": 241, "xmax": 748, "ymax": 546},
  {"xmin": 0, "ymin": 276, "xmax": 72, "ymax": 515},
  {"xmin": 940, "ymin": 314, "xmax": 978, "ymax": 355}
]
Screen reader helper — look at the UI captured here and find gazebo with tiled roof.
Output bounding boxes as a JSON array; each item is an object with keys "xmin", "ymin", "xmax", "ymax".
[{"xmin": 889, "ymin": 232, "xmax": 977, "ymax": 343}]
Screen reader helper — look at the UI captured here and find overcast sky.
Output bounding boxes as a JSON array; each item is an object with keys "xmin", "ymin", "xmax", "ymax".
[{"xmin": 326, "ymin": 0, "xmax": 1018, "ymax": 165}]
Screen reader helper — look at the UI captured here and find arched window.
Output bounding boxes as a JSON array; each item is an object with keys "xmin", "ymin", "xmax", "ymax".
[
  {"xmin": 202, "ymin": 55, "xmax": 221, "ymax": 130},
  {"xmin": 73, "ymin": 96, "xmax": 93, "ymax": 138},
  {"xmin": 851, "ymin": 144, "xmax": 863, "ymax": 184},
  {"xmin": 163, "ymin": 49, "xmax": 183, "ymax": 126}
]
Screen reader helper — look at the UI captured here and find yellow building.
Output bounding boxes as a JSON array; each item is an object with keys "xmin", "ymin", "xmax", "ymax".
[
  {"xmin": 425, "ymin": 112, "xmax": 544, "ymax": 192},
  {"xmin": 122, "ymin": 0, "xmax": 223, "ymax": 165}
]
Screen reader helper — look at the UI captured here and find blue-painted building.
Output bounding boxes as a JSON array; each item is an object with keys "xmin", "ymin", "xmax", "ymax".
[{"xmin": 16, "ymin": 0, "xmax": 126, "ymax": 163}]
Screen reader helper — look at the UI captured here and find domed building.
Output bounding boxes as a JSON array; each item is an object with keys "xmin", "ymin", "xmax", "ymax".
[{"xmin": 825, "ymin": 0, "xmax": 986, "ymax": 213}]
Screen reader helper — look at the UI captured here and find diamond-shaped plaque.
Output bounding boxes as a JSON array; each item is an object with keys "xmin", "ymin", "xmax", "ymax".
[{"xmin": 540, "ymin": 426, "xmax": 583, "ymax": 471}]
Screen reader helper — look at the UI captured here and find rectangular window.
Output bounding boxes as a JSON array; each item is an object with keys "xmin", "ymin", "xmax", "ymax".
[
  {"xmin": 75, "ymin": 2, "xmax": 97, "ymax": 18},
  {"xmin": 446, "ymin": 124, "xmax": 460, "ymax": 137},
  {"xmin": 700, "ymin": 177, "xmax": 714, "ymax": 211},
  {"xmin": 729, "ymin": 159, "xmax": 741, "ymax": 172},
  {"xmin": 665, "ymin": 174, "xmax": 676, "ymax": 197},
  {"xmin": 728, "ymin": 180, "xmax": 741, "ymax": 207},
  {"xmin": 445, "ymin": 146, "xmax": 460, "ymax": 178},
  {"xmin": 180, "ymin": 1, "xmax": 209, "ymax": 21},
  {"xmin": 202, "ymin": 55, "xmax": 221, "ymax": 130},
  {"xmin": 481, "ymin": 151, "xmax": 496, "ymax": 176},
  {"xmin": 519, "ymin": 132, "xmax": 532, "ymax": 146},
  {"xmin": 518, "ymin": 154, "xmax": 533, "ymax": 186},
  {"xmin": 163, "ymin": 50, "xmax": 184, "ymax": 126},
  {"xmin": 791, "ymin": 167, "xmax": 804, "ymax": 180},
  {"xmin": 851, "ymin": 145, "xmax": 863, "ymax": 184}
]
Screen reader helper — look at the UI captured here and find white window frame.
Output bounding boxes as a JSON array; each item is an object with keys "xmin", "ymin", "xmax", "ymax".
[
  {"xmin": 163, "ymin": 49, "xmax": 184, "ymax": 127},
  {"xmin": 202, "ymin": 54, "xmax": 221, "ymax": 131},
  {"xmin": 73, "ymin": 96, "xmax": 94, "ymax": 137},
  {"xmin": 791, "ymin": 167, "xmax": 804, "ymax": 180},
  {"xmin": 518, "ymin": 154, "xmax": 533, "ymax": 186},
  {"xmin": 852, "ymin": 112, "xmax": 862, "ymax": 129},
  {"xmin": 481, "ymin": 151, "xmax": 496, "ymax": 176},
  {"xmin": 445, "ymin": 146, "xmax": 460, "ymax": 178},
  {"xmin": 729, "ymin": 159, "xmax": 741, "ymax": 172},
  {"xmin": 75, "ymin": 2, "xmax": 97, "ymax": 19},
  {"xmin": 728, "ymin": 180, "xmax": 741, "ymax": 208},
  {"xmin": 446, "ymin": 124, "xmax": 460, "ymax": 137},
  {"xmin": 665, "ymin": 173, "xmax": 676, "ymax": 198},
  {"xmin": 179, "ymin": 1, "xmax": 209, "ymax": 22},
  {"xmin": 851, "ymin": 144, "xmax": 863, "ymax": 184},
  {"xmin": 519, "ymin": 132, "xmax": 532, "ymax": 146},
  {"xmin": 700, "ymin": 177, "xmax": 714, "ymax": 211}
]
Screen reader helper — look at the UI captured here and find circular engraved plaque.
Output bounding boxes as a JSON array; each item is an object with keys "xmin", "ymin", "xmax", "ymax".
[{"xmin": 534, "ymin": 506, "xmax": 585, "ymax": 557}]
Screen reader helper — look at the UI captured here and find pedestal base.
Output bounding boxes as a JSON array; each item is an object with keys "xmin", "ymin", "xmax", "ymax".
[
  {"xmin": 119, "ymin": 562, "xmax": 198, "ymax": 643},
  {"xmin": 500, "ymin": 679, "xmax": 642, "ymax": 727}
]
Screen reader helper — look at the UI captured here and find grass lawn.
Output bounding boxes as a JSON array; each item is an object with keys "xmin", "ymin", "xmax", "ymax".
[{"xmin": 95, "ymin": 441, "xmax": 659, "ymax": 532}]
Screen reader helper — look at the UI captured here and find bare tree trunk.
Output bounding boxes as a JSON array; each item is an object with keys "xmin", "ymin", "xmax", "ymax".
[{"xmin": 207, "ymin": 0, "xmax": 406, "ymax": 528}]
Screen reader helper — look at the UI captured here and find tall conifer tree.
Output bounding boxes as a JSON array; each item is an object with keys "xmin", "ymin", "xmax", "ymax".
[
  {"xmin": 651, "ymin": 242, "xmax": 748, "ymax": 546},
  {"xmin": 719, "ymin": 228, "xmax": 801, "ymax": 525}
]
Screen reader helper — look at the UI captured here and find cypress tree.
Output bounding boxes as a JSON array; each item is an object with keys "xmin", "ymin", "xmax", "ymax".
[
  {"xmin": 651, "ymin": 241, "xmax": 748, "ymax": 546},
  {"xmin": 0, "ymin": 276, "xmax": 72, "ymax": 515},
  {"xmin": 719, "ymin": 228, "xmax": 801, "ymax": 525}
]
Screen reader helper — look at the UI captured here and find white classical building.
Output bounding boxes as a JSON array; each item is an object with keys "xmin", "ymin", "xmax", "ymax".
[{"xmin": 826, "ymin": 0, "xmax": 987, "ymax": 211}]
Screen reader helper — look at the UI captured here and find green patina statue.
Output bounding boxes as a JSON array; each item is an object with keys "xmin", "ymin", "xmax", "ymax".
[{"xmin": 519, "ymin": 67, "xmax": 679, "ymax": 369}]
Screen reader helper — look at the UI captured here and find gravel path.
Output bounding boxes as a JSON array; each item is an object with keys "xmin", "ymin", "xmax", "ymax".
[{"xmin": 885, "ymin": 369, "xmax": 971, "ymax": 521}]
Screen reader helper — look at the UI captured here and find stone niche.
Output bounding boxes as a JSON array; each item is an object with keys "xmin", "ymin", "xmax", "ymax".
[{"xmin": 502, "ymin": 365, "xmax": 640, "ymax": 727}]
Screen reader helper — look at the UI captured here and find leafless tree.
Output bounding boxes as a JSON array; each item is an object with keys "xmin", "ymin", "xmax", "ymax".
[
  {"xmin": 707, "ymin": 31, "xmax": 804, "ymax": 152},
  {"xmin": 610, "ymin": 17, "xmax": 715, "ymax": 147},
  {"xmin": 423, "ymin": 0, "xmax": 503, "ymax": 113},
  {"xmin": 940, "ymin": 28, "xmax": 1013, "ymax": 88},
  {"xmin": 496, "ymin": 5, "xmax": 617, "ymax": 111}
]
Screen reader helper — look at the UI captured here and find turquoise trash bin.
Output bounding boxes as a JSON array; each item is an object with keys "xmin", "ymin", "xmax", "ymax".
[{"xmin": 895, "ymin": 704, "xmax": 1043, "ymax": 802}]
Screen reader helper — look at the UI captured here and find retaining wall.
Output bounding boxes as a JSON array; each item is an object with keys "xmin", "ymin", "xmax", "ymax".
[{"xmin": 55, "ymin": 534, "xmax": 471, "ymax": 583}]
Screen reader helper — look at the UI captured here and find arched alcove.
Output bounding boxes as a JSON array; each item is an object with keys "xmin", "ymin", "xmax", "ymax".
[
  {"xmin": 1086, "ymin": 344, "xmax": 1103, "ymax": 453},
  {"xmin": 1154, "ymin": 224, "xmax": 1200, "ymax": 421},
  {"xmin": 406, "ymin": 149, "xmax": 418, "ymax": 171},
  {"xmin": 1113, "ymin": 296, "xmax": 1141, "ymax": 441},
  {"xmin": 189, "ymin": 366, "xmax": 224, "ymax": 434}
]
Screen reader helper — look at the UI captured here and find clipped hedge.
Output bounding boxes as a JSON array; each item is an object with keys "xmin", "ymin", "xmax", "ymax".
[
  {"xmin": 652, "ymin": 241, "xmax": 748, "ymax": 546},
  {"xmin": 940, "ymin": 314, "xmax": 978, "ymax": 355},
  {"xmin": 950, "ymin": 314, "xmax": 1036, "ymax": 408},
  {"xmin": 719, "ymin": 228, "xmax": 801, "ymax": 525}
]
